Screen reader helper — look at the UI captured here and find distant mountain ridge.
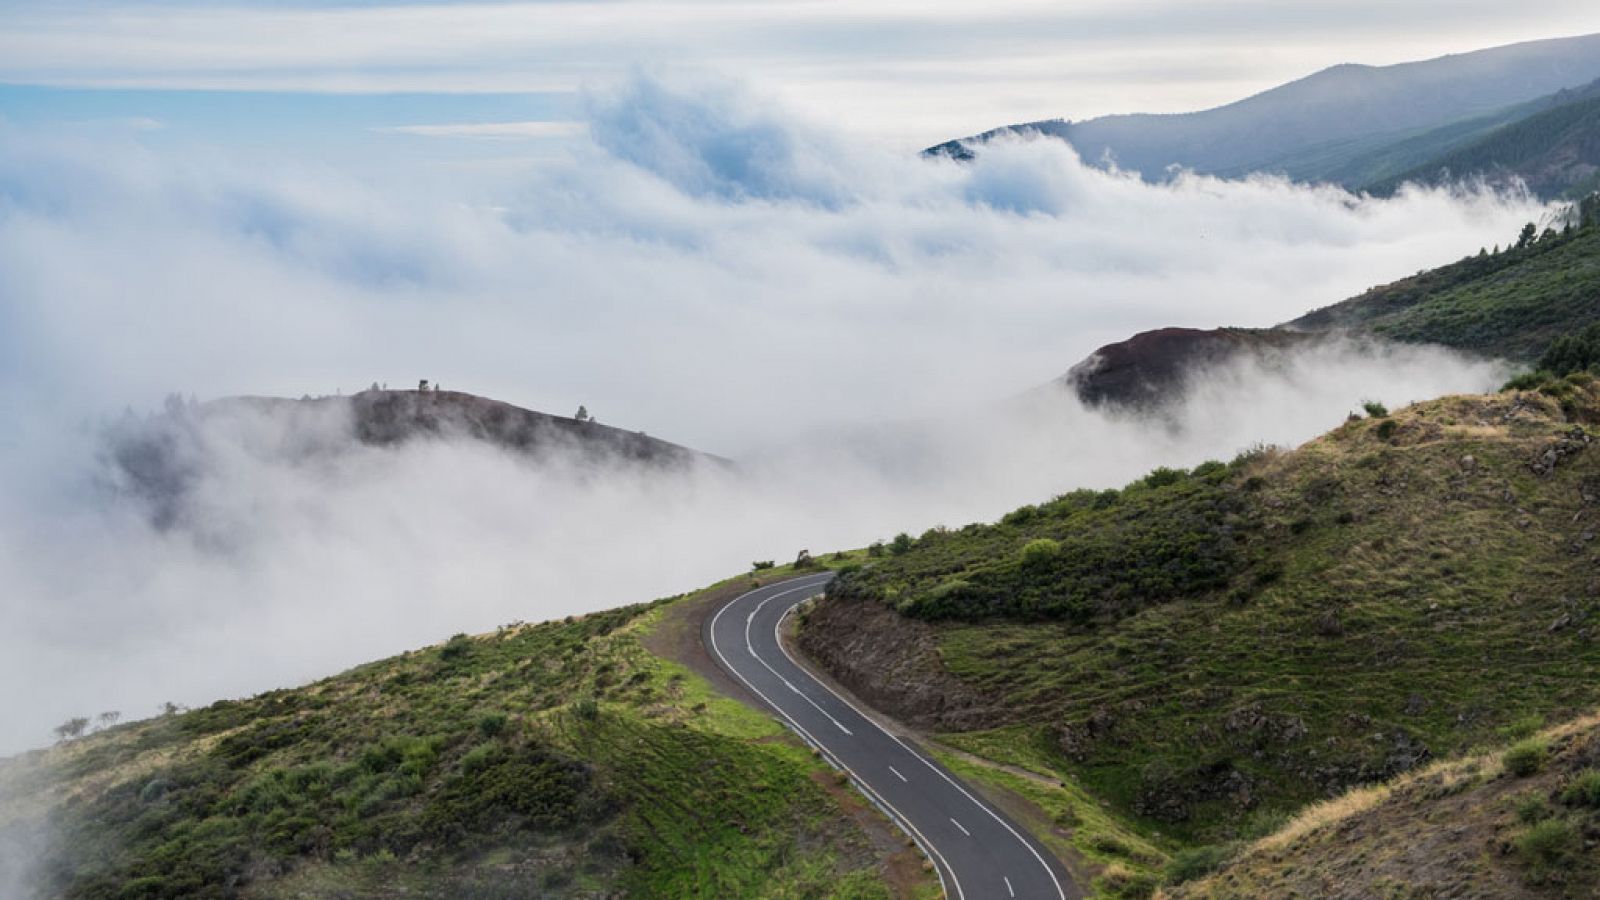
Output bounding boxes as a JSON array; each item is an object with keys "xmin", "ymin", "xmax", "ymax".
[{"xmin": 928, "ymin": 32, "xmax": 1600, "ymax": 196}]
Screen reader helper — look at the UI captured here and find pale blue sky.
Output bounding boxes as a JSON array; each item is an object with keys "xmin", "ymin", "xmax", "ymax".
[{"xmin": 4, "ymin": 1, "xmax": 1600, "ymax": 151}]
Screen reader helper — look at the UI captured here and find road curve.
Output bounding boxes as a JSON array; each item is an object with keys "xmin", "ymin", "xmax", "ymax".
[{"xmin": 704, "ymin": 572, "xmax": 1080, "ymax": 899}]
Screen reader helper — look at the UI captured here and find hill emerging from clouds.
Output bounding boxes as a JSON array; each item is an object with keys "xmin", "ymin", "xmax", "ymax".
[{"xmin": 104, "ymin": 389, "xmax": 720, "ymax": 529}]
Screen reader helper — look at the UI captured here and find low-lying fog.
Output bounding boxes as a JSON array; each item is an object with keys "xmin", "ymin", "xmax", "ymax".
[{"xmin": 0, "ymin": 74, "xmax": 1539, "ymax": 754}]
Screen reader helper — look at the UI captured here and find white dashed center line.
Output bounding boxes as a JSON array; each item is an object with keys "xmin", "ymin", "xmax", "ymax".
[
  {"xmin": 1005, "ymin": 875, "xmax": 1016, "ymax": 897},
  {"xmin": 950, "ymin": 817, "xmax": 971, "ymax": 837},
  {"xmin": 889, "ymin": 765, "xmax": 908, "ymax": 782}
]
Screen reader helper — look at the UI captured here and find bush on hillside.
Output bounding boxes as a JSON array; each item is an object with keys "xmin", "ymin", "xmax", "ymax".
[
  {"xmin": 1539, "ymin": 322, "xmax": 1600, "ymax": 377},
  {"xmin": 1020, "ymin": 538, "xmax": 1060, "ymax": 567},
  {"xmin": 1504, "ymin": 371, "xmax": 1552, "ymax": 391},
  {"xmin": 1140, "ymin": 467, "xmax": 1186, "ymax": 489},
  {"xmin": 1516, "ymin": 817, "xmax": 1579, "ymax": 880},
  {"xmin": 1164, "ymin": 844, "xmax": 1232, "ymax": 884},
  {"xmin": 1560, "ymin": 769, "xmax": 1600, "ymax": 808},
  {"xmin": 1504, "ymin": 738, "xmax": 1549, "ymax": 777}
]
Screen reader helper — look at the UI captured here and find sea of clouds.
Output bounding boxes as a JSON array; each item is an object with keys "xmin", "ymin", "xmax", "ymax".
[{"xmin": 0, "ymin": 72, "xmax": 1545, "ymax": 759}]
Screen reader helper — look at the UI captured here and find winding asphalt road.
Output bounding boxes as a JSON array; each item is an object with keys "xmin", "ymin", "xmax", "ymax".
[{"xmin": 705, "ymin": 572, "xmax": 1079, "ymax": 899}]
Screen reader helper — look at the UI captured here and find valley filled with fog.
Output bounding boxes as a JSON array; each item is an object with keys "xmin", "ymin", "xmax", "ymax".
[{"xmin": 0, "ymin": 74, "xmax": 1544, "ymax": 754}]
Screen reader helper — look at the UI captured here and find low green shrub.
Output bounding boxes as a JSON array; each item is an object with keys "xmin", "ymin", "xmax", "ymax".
[
  {"xmin": 1516, "ymin": 793, "xmax": 1551, "ymax": 824},
  {"xmin": 1516, "ymin": 817, "xmax": 1578, "ymax": 877},
  {"xmin": 1019, "ymin": 538, "xmax": 1060, "ymax": 567},
  {"xmin": 1141, "ymin": 467, "xmax": 1186, "ymax": 489},
  {"xmin": 1164, "ymin": 844, "xmax": 1232, "ymax": 884},
  {"xmin": 1504, "ymin": 738, "xmax": 1549, "ymax": 777},
  {"xmin": 1560, "ymin": 768, "xmax": 1600, "ymax": 807},
  {"xmin": 440, "ymin": 634, "xmax": 472, "ymax": 662},
  {"xmin": 1503, "ymin": 371, "xmax": 1549, "ymax": 391}
]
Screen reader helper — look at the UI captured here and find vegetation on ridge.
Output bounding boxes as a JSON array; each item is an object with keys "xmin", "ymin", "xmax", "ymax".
[
  {"xmin": 0, "ymin": 566, "xmax": 921, "ymax": 899},
  {"xmin": 1289, "ymin": 212, "xmax": 1600, "ymax": 361},
  {"xmin": 814, "ymin": 379, "xmax": 1600, "ymax": 885}
]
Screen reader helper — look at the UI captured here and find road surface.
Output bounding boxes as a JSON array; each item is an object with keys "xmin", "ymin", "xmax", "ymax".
[{"xmin": 705, "ymin": 572, "xmax": 1079, "ymax": 899}]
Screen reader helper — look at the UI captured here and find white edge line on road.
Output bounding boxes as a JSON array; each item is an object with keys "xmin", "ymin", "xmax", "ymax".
[
  {"xmin": 708, "ymin": 577, "xmax": 963, "ymax": 900},
  {"xmin": 772, "ymin": 594, "xmax": 1069, "ymax": 900},
  {"xmin": 889, "ymin": 765, "xmax": 907, "ymax": 782},
  {"xmin": 950, "ymin": 817, "xmax": 970, "ymax": 837},
  {"xmin": 749, "ymin": 592, "xmax": 852, "ymax": 735}
]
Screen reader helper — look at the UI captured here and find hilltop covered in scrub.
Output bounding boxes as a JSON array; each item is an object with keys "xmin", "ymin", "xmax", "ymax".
[{"xmin": 804, "ymin": 378, "xmax": 1600, "ymax": 891}]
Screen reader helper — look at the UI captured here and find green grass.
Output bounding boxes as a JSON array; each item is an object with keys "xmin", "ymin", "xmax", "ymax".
[
  {"xmin": 1, "ymin": 567, "xmax": 919, "ymax": 899},
  {"xmin": 931, "ymin": 746, "xmax": 1166, "ymax": 895},
  {"xmin": 818, "ymin": 384, "xmax": 1600, "ymax": 846}
]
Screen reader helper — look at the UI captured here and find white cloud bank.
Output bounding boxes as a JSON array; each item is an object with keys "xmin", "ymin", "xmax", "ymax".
[{"xmin": 0, "ymin": 73, "xmax": 1545, "ymax": 754}]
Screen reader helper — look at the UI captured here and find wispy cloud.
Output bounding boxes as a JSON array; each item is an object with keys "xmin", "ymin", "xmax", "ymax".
[{"xmin": 376, "ymin": 120, "xmax": 586, "ymax": 139}]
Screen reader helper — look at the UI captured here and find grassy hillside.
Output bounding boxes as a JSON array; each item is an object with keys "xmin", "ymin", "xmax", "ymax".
[
  {"xmin": 807, "ymin": 378, "xmax": 1600, "ymax": 893},
  {"xmin": 1171, "ymin": 711, "xmax": 1600, "ymax": 897},
  {"xmin": 0, "ymin": 566, "xmax": 931, "ymax": 899},
  {"xmin": 1288, "ymin": 218, "xmax": 1600, "ymax": 361}
]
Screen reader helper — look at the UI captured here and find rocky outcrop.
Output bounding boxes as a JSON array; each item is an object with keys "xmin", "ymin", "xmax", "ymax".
[{"xmin": 1062, "ymin": 327, "xmax": 1320, "ymax": 412}]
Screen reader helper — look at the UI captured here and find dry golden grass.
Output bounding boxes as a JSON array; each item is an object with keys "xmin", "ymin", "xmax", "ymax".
[{"xmin": 1212, "ymin": 707, "xmax": 1600, "ymax": 873}]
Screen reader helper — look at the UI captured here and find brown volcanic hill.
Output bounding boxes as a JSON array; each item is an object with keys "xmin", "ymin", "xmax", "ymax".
[
  {"xmin": 1062, "ymin": 327, "xmax": 1321, "ymax": 410},
  {"xmin": 104, "ymin": 389, "xmax": 722, "ymax": 528}
]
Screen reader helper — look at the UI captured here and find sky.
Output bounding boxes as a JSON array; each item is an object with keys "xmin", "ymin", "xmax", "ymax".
[
  {"xmin": 2, "ymin": 1, "xmax": 1600, "ymax": 150},
  {"xmin": 0, "ymin": 2, "xmax": 1594, "ymax": 757}
]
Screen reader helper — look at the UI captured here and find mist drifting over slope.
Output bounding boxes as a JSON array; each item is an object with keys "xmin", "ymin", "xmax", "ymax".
[{"xmin": 0, "ymin": 73, "xmax": 1539, "ymax": 754}]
